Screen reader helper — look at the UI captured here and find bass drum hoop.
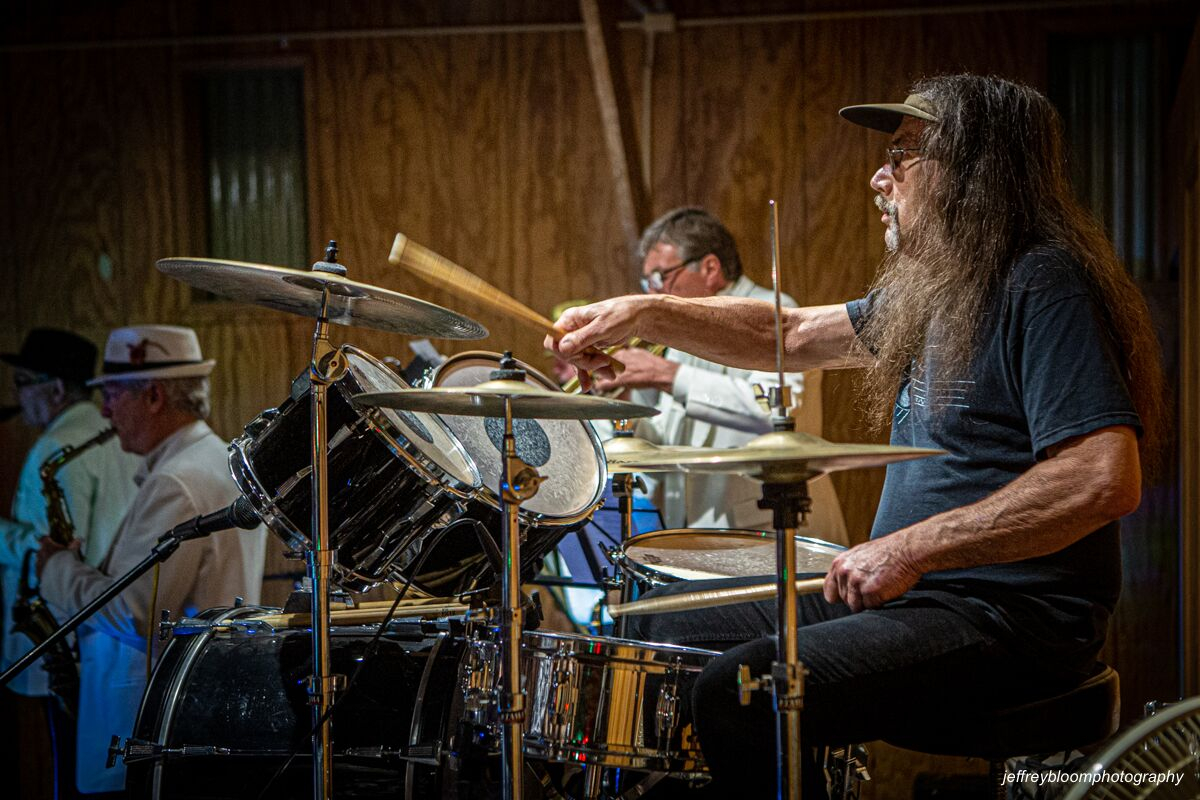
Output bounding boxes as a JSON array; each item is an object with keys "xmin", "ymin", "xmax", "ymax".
[{"xmin": 427, "ymin": 350, "xmax": 607, "ymax": 527}]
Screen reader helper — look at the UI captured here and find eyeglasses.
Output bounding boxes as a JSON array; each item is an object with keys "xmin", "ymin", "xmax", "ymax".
[
  {"xmin": 886, "ymin": 147, "xmax": 925, "ymax": 172},
  {"xmin": 640, "ymin": 256, "xmax": 701, "ymax": 293}
]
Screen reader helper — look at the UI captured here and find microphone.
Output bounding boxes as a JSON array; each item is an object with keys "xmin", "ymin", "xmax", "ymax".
[{"xmin": 165, "ymin": 496, "xmax": 260, "ymax": 542}]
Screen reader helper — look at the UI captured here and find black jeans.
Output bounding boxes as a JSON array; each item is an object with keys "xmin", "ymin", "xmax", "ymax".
[{"xmin": 627, "ymin": 576, "xmax": 1090, "ymax": 799}]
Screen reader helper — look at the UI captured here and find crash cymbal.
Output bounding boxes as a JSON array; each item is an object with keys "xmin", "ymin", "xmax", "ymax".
[
  {"xmin": 609, "ymin": 578, "xmax": 826, "ymax": 617},
  {"xmin": 156, "ymin": 257, "xmax": 488, "ymax": 339},
  {"xmin": 355, "ymin": 380, "xmax": 659, "ymax": 421},
  {"xmin": 603, "ymin": 435, "xmax": 705, "ymax": 473},
  {"xmin": 611, "ymin": 429, "xmax": 942, "ymax": 481}
]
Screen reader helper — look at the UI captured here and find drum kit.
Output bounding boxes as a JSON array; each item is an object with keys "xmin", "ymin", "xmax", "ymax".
[{"xmin": 117, "ymin": 227, "xmax": 939, "ymax": 800}]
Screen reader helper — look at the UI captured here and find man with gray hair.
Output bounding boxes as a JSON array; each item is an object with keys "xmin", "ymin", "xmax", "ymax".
[
  {"xmin": 597, "ymin": 207, "xmax": 845, "ymax": 539},
  {"xmin": 37, "ymin": 324, "xmax": 266, "ymax": 795}
]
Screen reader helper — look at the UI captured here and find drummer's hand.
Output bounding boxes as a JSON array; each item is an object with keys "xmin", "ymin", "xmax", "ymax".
[
  {"xmin": 36, "ymin": 537, "xmax": 79, "ymax": 578},
  {"xmin": 593, "ymin": 348, "xmax": 679, "ymax": 394},
  {"xmin": 823, "ymin": 532, "xmax": 922, "ymax": 612},
  {"xmin": 546, "ymin": 296, "xmax": 655, "ymax": 389}
]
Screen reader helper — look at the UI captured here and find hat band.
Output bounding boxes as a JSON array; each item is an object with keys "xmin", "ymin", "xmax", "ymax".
[{"xmin": 102, "ymin": 359, "xmax": 203, "ymax": 374}]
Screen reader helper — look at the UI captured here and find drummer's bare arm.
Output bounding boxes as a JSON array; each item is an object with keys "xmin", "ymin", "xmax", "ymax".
[
  {"xmin": 824, "ymin": 425, "xmax": 1141, "ymax": 612},
  {"xmin": 547, "ymin": 295, "xmax": 867, "ymax": 386}
]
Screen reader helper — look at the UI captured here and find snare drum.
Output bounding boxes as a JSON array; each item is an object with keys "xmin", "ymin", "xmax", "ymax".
[
  {"xmin": 230, "ymin": 346, "xmax": 485, "ymax": 593},
  {"xmin": 521, "ymin": 631, "xmax": 716, "ymax": 776},
  {"xmin": 426, "ymin": 351, "xmax": 607, "ymax": 567},
  {"xmin": 612, "ymin": 528, "xmax": 845, "ymax": 586},
  {"xmin": 127, "ymin": 606, "xmax": 466, "ymax": 800}
]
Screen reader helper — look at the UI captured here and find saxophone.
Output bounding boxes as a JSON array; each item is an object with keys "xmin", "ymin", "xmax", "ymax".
[{"xmin": 11, "ymin": 427, "xmax": 116, "ymax": 714}]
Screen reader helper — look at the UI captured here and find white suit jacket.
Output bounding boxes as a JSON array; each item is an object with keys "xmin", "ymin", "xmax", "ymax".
[
  {"xmin": 635, "ymin": 276, "xmax": 847, "ymax": 543},
  {"xmin": 40, "ymin": 419, "xmax": 267, "ymax": 793},
  {"xmin": 0, "ymin": 401, "xmax": 140, "ymax": 696}
]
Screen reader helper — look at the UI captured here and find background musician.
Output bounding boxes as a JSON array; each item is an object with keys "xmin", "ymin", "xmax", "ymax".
[
  {"xmin": 0, "ymin": 328, "xmax": 140, "ymax": 800},
  {"xmin": 550, "ymin": 75, "xmax": 1165, "ymax": 798},
  {"xmin": 37, "ymin": 325, "xmax": 266, "ymax": 796},
  {"xmin": 596, "ymin": 207, "xmax": 846, "ymax": 541}
]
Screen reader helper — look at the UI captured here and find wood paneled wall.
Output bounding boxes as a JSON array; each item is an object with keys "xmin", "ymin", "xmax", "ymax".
[{"xmin": 0, "ymin": 0, "xmax": 1191, "ymax": 740}]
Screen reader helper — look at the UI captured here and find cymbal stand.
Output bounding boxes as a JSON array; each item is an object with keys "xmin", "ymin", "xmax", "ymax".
[
  {"xmin": 307, "ymin": 242, "xmax": 349, "ymax": 800},
  {"xmin": 495, "ymin": 354, "xmax": 545, "ymax": 800},
  {"xmin": 609, "ymin": 419, "xmax": 645, "ymax": 638},
  {"xmin": 736, "ymin": 200, "xmax": 807, "ymax": 800}
]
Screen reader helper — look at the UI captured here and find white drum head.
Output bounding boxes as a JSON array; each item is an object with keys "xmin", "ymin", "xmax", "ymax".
[
  {"xmin": 344, "ymin": 348, "xmax": 479, "ymax": 490},
  {"xmin": 431, "ymin": 352, "xmax": 605, "ymax": 521}
]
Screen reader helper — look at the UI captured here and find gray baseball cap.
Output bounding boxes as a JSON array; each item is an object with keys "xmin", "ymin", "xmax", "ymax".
[{"xmin": 839, "ymin": 93, "xmax": 938, "ymax": 133}]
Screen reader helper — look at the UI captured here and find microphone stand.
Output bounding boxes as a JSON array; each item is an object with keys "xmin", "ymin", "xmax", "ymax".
[{"xmin": 0, "ymin": 504, "xmax": 256, "ymax": 688}]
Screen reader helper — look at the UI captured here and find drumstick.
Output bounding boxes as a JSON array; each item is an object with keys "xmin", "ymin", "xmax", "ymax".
[
  {"xmin": 390, "ymin": 233, "xmax": 624, "ymax": 374},
  {"xmin": 608, "ymin": 578, "xmax": 826, "ymax": 617}
]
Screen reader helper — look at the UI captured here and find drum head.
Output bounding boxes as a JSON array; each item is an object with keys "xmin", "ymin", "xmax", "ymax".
[
  {"xmin": 343, "ymin": 347, "xmax": 479, "ymax": 490},
  {"xmin": 430, "ymin": 352, "xmax": 605, "ymax": 521},
  {"xmin": 620, "ymin": 529, "xmax": 844, "ymax": 582}
]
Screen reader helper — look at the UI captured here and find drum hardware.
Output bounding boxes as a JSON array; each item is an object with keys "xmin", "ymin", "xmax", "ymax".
[
  {"xmin": 156, "ymin": 245, "xmax": 488, "ymax": 800},
  {"xmin": 823, "ymin": 744, "xmax": 871, "ymax": 800},
  {"xmin": 356, "ymin": 355, "xmax": 656, "ymax": 800},
  {"xmin": 108, "ymin": 736, "xmax": 237, "ymax": 766},
  {"xmin": 389, "ymin": 232, "xmax": 625, "ymax": 377}
]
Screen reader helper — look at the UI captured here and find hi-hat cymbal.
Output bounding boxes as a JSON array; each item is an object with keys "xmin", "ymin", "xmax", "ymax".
[
  {"xmin": 355, "ymin": 380, "xmax": 659, "ymax": 421},
  {"xmin": 156, "ymin": 258, "xmax": 488, "ymax": 339},
  {"xmin": 603, "ymin": 435, "xmax": 705, "ymax": 473},
  {"xmin": 612, "ymin": 429, "xmax": 941, "ymax": 481}
]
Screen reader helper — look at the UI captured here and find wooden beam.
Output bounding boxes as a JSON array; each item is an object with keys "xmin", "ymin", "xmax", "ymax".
[{"xmin": 580, "ymin": 0, "xmax": 651, "ymax": 264}]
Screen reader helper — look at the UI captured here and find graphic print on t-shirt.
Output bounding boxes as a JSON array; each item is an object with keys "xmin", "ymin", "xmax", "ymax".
[
  {"xmin": 894, "ymin": 368, "xmax": 975, "ymax": 427},
  {"xmin": 910, "ymin": 376, "xmax": 975, "ymax": 411}
]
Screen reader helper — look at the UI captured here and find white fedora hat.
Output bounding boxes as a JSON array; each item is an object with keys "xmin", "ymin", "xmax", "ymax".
[{"xmin": 88, "ymin": 325, "xmax": 216, "ymax": 385}]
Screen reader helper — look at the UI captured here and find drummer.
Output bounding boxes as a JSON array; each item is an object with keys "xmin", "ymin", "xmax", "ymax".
[
  {"xmin": 37, "ymin": 325, "xmax": 267, "ymax": 796},
  {"xmin": 549, "ymin": 75, "xmax": 1163, "ymax": 797},
  {"xmin": 588, "ymin": 208, "xmax": 847, "ymax": 542}
]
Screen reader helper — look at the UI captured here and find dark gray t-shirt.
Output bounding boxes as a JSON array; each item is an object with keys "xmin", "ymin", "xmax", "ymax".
[{"xmin": 846, "ymin": 247, "xmax": 1141, "ymax": 664}]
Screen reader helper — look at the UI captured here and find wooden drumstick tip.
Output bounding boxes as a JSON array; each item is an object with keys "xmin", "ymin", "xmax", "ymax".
[{"xmin": 389, "ymin": 232, "xmax": 410, "ymax": 266}]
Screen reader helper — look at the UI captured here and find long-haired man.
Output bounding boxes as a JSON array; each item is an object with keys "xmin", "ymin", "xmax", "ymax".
[{"xmin": 549, "ymin": 74, "xmax": 1164, "ymax": 797}]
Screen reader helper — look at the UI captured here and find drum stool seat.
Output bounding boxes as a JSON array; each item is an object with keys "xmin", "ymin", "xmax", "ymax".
[{"xmin": 884, "ymin": 664, "xmax": 1120, "ymax": 795}]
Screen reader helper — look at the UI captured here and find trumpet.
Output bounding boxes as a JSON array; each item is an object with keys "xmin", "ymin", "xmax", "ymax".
[{"xmin": 560, "ymin": 338, "xmax": 667, "ymax": 397}]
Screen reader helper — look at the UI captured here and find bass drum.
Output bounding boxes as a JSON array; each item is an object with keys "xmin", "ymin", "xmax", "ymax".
[
  {"xmin": 127, "ymin": 606, "xmax": 466, "ymax": 800},
  {"xmin": 426, "ymin": 351, "xmax": 607, "ymax": 558}
]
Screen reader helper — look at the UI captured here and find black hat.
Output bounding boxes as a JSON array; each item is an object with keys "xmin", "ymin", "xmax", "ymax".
[{"xmin": 1, "ymin": 328, "xmax": 98, "ymax": 385}]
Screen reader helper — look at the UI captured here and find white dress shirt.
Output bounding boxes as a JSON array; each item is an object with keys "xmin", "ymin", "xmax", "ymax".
[
  {"xmin": 0, "ymin": 401, "xmax": 141, "ymax": 696},
  {"xmin": 40, "ymin": 419, "xmax": 267, "ymax": 793}
]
